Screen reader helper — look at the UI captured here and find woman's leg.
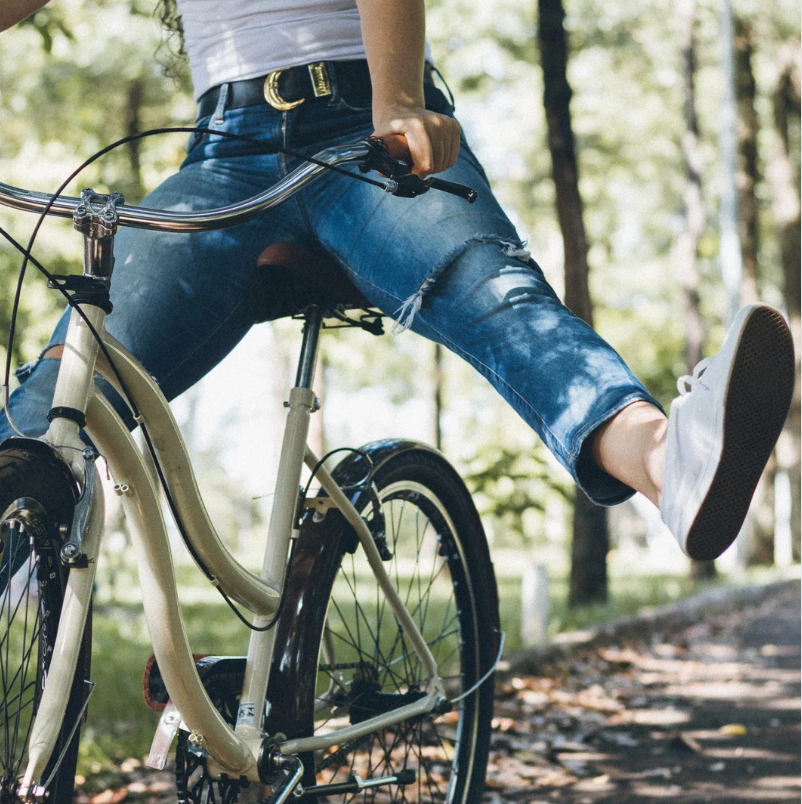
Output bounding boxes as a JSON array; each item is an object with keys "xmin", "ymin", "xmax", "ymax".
[
  {"xmin": 301, "ymin": 122, "xmax": 660, "ymax": 507},
  {"xmin": 590, "ymin": 401, "xmax": 667, "ymax": 506}
]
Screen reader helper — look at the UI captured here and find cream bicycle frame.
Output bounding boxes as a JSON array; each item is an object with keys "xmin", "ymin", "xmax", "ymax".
[
  {"xmin": 21, "ymin": 305, "xmax": 444, "ymax": 789},
  {"xmin": 0, "ymin": 142, "xmax": 465, "ymax": 793}
]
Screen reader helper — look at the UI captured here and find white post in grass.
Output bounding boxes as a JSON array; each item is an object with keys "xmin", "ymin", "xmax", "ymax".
[
  {"xmin": 774, "ymin": 470, "xmax": 793, "ymax": 568},
  {"xmin": 521, "ymin": 562, "xmax": 549, "ymax": 646}
]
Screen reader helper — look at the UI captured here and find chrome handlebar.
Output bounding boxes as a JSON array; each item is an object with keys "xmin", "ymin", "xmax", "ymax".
[{"xmin": 0, "ymin": 142, "xmax": 372, "ymax": 233}]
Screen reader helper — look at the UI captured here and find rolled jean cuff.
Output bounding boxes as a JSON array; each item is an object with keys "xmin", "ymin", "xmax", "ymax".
[{"xmin": 570, "ymin": 391, "xmax": 666, "ymax": 507}]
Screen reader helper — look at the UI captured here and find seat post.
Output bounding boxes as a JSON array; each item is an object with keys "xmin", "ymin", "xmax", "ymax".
[{"xmin": 295, "ymin": 306, "xmax": 324, "ymax": 389}]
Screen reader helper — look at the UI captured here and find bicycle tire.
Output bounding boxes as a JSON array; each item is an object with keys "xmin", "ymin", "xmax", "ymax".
[
  {"xmin": 0, "ymin": 444, "xmax": 84, "ymax": 804},
  {"xmin": 268, "ymin": 443, "xmax": 499, "ymax": 804}
]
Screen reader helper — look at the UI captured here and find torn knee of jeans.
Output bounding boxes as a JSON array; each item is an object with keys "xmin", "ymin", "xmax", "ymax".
[
  {"xmin": 469, "ymin": 235, "xmax": 531, "ymax": 263},
  {"xmin": 393, "ymin": 234, "xmax": 531, "ymax": 332},
  {"xmin": 40, "ymin": 344, "xmax": 64, "ymax": 360},
  {"xmin": 14, "ymin": 344, "xmax": 65, "ymax": 383}
]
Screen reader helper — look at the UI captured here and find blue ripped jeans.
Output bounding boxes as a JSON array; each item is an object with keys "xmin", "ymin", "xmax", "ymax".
[{"xmin": 1, "ymin": 82, "xmax": 661, "ymax": 505}]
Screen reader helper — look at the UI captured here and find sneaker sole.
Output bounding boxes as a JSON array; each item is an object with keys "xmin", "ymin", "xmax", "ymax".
[{"xmin": 685, "ymin": 306, "xmax": 796, "ymax": 562}]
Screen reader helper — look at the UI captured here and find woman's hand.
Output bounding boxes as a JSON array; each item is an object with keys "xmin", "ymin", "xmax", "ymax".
[{"xmin": 372, "ymin": 105, "xmax": 461, "ymax": 178}]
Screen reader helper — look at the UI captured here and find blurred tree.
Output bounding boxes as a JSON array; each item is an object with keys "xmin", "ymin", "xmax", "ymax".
[
  {"xmin": 676, "ymin": 0, "xmax": 705, "ymax": 375},
  {"xmin": 537, "ymin": 0, "xmax": 608, "ymax": 606},
  {"xmin": 676, "ymin": 0, "xmax": 716, "ymax": 582},
  {"xmin": 0, "ymin": 0, "xmax": 193, "ymax": 380},
  {"xmin": 466, "ymin": 446, "xmax": 571, "ymax": 547},
  {"xmin": 432, "ymin": 343, "xmax": 443, "ymax": 451},
  {"xmin": 769, "ymin": 40, "xmax": 801, "ymax": 561},
  {"xmin": 718, "ymin": 0, "xmax": 743, "ymax": 327},
  {"xmin": 736, "ymin": 16, "xmax": 759, "ymax": 307},
  {"xmin": 734, "ymin": 14, "xmax": 775, "ymax": 566}
]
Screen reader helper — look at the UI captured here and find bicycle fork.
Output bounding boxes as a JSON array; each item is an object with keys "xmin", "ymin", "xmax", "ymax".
[{"xmin": 19, "ymin": 190, "xmax": 117, "ymax": 796}]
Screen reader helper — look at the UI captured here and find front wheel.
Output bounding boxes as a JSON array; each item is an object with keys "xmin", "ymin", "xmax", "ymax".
[
  {"xmin": 269, "ymin": 444, "xmax": 500, "ymax": 804},
  {"xmin": 0, "ymin": 443, "xmax": 84, "ymax": 804}
]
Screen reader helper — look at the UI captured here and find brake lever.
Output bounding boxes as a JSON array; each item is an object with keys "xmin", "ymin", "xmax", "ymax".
[
  {"xmin": 358, "ymin": 138, "xmax": 478, "ymax": 203},
  {"xmin": 425, "ymin": 176, "xmax": 478, "ymax": 203}
]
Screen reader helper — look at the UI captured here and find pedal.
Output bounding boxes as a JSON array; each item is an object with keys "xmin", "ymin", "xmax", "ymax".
[{"xmin": 302, "ymin": 769, "xmax": 415, "ymax": 798}]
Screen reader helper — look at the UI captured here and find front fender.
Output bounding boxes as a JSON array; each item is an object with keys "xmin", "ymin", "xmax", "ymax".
[{"xmin": 326, "ymin": 438, "xmax": 439, "ymax": 499}]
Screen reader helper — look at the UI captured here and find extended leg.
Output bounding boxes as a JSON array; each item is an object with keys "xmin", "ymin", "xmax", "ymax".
[{"xmin": 306, "ymin": 135, "xmax": 795, "ymax": 562}]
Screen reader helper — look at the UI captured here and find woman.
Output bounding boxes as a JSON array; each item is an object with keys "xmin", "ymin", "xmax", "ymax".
[{"xmin": 0, "ymin": 0, "xmax": 794, "ymax": 562}]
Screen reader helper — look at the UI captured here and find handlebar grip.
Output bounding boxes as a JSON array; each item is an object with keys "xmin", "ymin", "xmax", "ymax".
[{"xmin": 424, "ymin": 177, "xmax": 478, "ymax": 203}]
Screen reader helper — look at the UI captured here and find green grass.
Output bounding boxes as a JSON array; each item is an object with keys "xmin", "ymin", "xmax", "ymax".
[
  {"xmin": 499, "ymin": 572, "xmax": 726, "ymax": 653},
  {"xmin": 76, "ymin": 569, "xmax": 725, "ymax": 774}
]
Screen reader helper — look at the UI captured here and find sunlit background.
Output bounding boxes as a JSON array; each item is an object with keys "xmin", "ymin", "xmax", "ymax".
[{"xmin": 0, "ymin": 0, "xmax": 798, "ymax": 770}]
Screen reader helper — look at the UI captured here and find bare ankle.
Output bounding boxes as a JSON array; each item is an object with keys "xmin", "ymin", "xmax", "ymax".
[{"xmin": 590, "ymin": 401, "xmax": 667, "ymax": 506}]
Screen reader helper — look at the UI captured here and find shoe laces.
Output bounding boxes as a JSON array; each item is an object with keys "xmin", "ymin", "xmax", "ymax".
[{"xmin": 677, "ymin": 356, "xmax": 712, "ymax": 395}]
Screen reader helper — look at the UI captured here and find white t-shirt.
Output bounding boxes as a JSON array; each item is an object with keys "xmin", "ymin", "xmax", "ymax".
[{"xmin": 177, "ymin": 0, "xmax": 368, "ymax": 100}]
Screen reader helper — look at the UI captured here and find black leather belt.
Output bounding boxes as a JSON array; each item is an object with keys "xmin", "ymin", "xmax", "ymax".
[
  {"xmin": 197, "ymin": 60, "xmax": 373, "ymax": 119},
  {"xmin": 197, "ymin": 60, "xmax": 436, "ymax": 120}
]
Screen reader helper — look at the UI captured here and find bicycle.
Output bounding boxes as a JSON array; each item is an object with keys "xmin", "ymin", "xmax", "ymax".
[{"xmin": 0, "ymin": 135, "xmax": 501, "ymax": 804}]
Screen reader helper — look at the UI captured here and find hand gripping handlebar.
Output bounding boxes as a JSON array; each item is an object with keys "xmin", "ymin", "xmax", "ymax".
[{"xmin": 359, "ymin": 137, "xmax": 478, "ymax": 203}]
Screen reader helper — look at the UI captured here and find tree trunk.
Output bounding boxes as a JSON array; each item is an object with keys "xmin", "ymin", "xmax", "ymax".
[
  {"xmin": 676, "ymin": 0, "xmax": 715, "ymax": 583},
  {"xmin": 309, "ymin": 351, "xmax": 327, "ymax": 458},
  {"xmin": 733, "ymin": 16, "xmax": 775, "ymax": 565},
  {"xmin": 769, "ymin": 43, "xmax": 801, "ymax": 562},
  {"xmin": 735, "ymin": 17, "xmax": 760, "ymax": 306},
  {"xmin": 537, "ymin": 0, "xmax": 608, "ymax": 606},
  {"xmin": 569, "ymin": 496, "xmax": 608, "ymax": 604},
  {"xmin": 676, "ymin": 0, "xmax": 705, "ymax": 375},
  {"xmin": 718, "ymin": 0, "xmax": 743, "ymax": 325}
]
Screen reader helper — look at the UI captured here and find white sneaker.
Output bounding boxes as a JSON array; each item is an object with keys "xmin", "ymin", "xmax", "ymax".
[{"xmin": 660, "ymin": 304, "xmax": 795, "ymax": 561}]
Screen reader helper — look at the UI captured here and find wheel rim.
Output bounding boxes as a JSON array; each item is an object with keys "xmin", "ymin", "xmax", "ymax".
[{"xmin": 309, "ymin": 480, "xmax": 482, "ymax": 804}]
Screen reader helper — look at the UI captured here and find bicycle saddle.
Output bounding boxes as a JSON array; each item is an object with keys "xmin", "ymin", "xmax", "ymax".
[{"xmin": 257, "ymin": 242, "xmax": 372, "ymax": 315}]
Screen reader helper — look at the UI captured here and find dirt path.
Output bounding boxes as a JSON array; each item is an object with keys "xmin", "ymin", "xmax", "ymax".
[
  {"xmin": 74, "ymin": 579, "xmax": 800, "ymax": 804},
  {"xmin": 486, "ymin": 579, "xmax": 800, "ymax": 803}
]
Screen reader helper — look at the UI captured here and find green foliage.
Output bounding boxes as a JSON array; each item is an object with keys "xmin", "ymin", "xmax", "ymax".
[
  {"xmin": 0, "ymin": 0, "xmax": 194, "ymax": 382},
  {"xmin": 466, "ymin": 445, "xmax": 571, "ymax": 547},
  {"xmin": 18, "ymin": 5, "xmax": 75, "ymax": 53}
]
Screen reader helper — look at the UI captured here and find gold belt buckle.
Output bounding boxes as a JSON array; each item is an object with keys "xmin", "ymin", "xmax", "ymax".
[
  {"xmin": 263, "ymin": 69, "xmax": 304, "ymax": 111},
  {"xmin": 264, "ymin": 62, "xmax": 333, "ymax": 110}
]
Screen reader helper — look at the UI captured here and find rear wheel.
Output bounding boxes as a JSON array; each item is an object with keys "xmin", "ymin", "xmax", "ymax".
[
  {"xmin": 0, "ymin": 444, "xmax": 83, "ymax": 804},
  {"xmin": 270, "ymin": 446, "xmax": 499, "ymax": 804}
]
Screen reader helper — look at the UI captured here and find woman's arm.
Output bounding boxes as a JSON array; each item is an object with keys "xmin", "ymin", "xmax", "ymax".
[
  {"xmin": 355, "ymin": 0, "xmax": 460, "ymax": 177},
  {"xmin": 0, "ymin": 0, "xmax": 50, "ymax": 32}
]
